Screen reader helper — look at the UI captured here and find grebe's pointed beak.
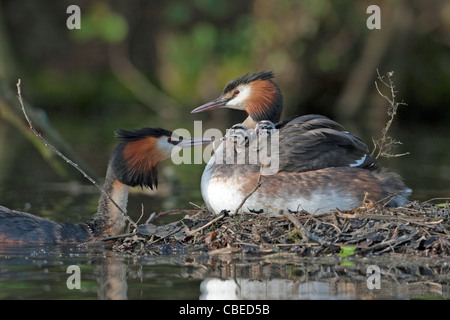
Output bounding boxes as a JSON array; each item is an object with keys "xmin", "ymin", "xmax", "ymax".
[
  {"xmin": 191, "ymin": 97, "xmax": 231, "ymax": 113},
  {"xmin": 177, "ymin": 137, "xmax": 214, "ymax": 148}
]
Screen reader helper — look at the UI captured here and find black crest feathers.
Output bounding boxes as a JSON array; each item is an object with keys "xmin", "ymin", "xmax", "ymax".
[
  {"xmin": 111, "ymin": 128, "xmax": 172, "ymax": 189},
  {"xmin": 223, "ymin": 71, "xmax": 275, "ymax": 94}
]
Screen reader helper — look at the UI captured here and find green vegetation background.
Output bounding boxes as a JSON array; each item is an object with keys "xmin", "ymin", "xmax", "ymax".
[{"xmin": 0, "ymin": 0, "xmax": 448, "ymax": 219}]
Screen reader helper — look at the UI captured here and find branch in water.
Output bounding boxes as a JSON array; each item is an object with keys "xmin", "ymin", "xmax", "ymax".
[{"xmin": 16, "ymin": 79, "xmax": 137, "ymax": 229}]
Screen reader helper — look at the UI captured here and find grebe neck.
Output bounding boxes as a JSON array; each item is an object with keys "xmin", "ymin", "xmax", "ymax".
[
  {"xmin": 88, "ymin": 165, "xmax": 129, "ymax": 238},
  {"xmin": 242, "ymin": 116, "xmax": 258, "ymax": 129}
]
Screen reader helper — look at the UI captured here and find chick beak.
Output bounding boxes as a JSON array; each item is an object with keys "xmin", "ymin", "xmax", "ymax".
[{"xmin": 191, "ymin": 96, "xmax": 231, "ymax": 113}]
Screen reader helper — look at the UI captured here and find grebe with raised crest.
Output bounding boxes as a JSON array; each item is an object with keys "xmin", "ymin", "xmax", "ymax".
[{"xmin": 0, "ymin": 128, "xmax": 212, "ymax": 244}]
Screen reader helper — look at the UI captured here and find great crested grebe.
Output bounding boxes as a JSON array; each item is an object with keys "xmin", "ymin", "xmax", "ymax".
[
  {"xmin": 0, "ymin": 128, "xmax": 212, "ymax": 244},
  {"xmin": 191, "ymin": 72, "xmax": 411, "ymax": 215},
  {"xmin": 192, "ymin": 71, "xmax": 377, "ymax": 171}
]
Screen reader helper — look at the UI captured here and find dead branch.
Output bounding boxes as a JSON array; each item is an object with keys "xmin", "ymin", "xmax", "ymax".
[
  {"xmin": 145, "ymin": 209, "xmax": 202, "ymax": 224},
  {"xmin": 186, "ymin": 212, "xmax": 226, "ymax": 237},
  {"xmin": 0, "ymin": 82, "xmax": 95, "ymax": 179},
  {"xmin": 16, "ymin": 79, "xmax": 137, "ymax": 230},
  {"xmin": 371, "ymin": 70, "xmax": 409, "ymax": 159}
]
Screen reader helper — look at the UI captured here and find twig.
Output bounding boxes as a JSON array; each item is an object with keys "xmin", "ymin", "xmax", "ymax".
[
  {"xmin": 189, "ymin": 202, "xmax": 202, "ymax": 209},
  {"xmin": 362, "ymin": 234, "xmax": 413, "ymax": 252},
  {"xmin": 424, "ymin": 198, "xmax": 450, "ymax": 204},
  {"xmin": 306, "ymin": 213, "xmax": 342, "ymax": 234},
  {"xmin": 100, "ymin": 232, "xmax": 136, "ymax": 241},
  {"xmin": 134, "ymin": 204, "xmax": 145, "ymax": 225},
  {"xmin": 187, "ymin": 213, "xmax": 226, "ymax": 236},
  {"xmin": 145, "ymin": 209, "xmax": 202, "ymax": 224},
  {"xmin": 371, "ymin": 70, "xmax": 409, "ymax": 159},
  {"xmin": 146, "ymin": 227, "xmax": 186, "ymax": 245},
  {"xmin": 282, "ymin": 211, "xmax": 335, "ymax": 248},
  {"xmin": 233, "ymin": 174, "xmax": 262, "ymax": 215},
  {"xmin": 145, "ymin": 212, "xmax": 157, "ymax": 224},
  {"xmin": 16, "ymin": 79, "xmax": 137, "ymax": 229},
  {"xmin": 1, "ymin": 82, "xmax": 96, "ymax": 179},
  {"xmin": 282, "ymin": 211, "xmax": 309, "ymax": 241}
]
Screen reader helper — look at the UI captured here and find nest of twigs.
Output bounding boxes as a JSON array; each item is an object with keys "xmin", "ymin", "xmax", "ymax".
[{"xmin": 103, "ymin": 200, "xmax": 450, "ymax": 259}]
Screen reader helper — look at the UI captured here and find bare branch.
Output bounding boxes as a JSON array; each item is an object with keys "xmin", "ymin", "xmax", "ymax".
[
  {"xmin": 371, "ymin": 70, "xmax": 409, "ymax": 159},
  {"xmin": 16, "ymin": 79, "xmax": 137, "ymax": 229}
]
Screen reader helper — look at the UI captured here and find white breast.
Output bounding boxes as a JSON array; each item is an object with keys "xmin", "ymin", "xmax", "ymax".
[
  {"xmin": 204, "ymin": 178, "xmax": 245, "ymax": 214},
  {"xmin": 200, "ymin": 142, "xmax": 362, "ymax": 216},
  {"xmin": 200, "ymin": 142, "xmax": 223, "ymax": 212},
  {"xmin": 202, "ymin": 170, "xmax": 360, "ymax": 216}
]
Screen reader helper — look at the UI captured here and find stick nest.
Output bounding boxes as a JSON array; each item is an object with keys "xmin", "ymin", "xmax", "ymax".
[{"xmin": 104, "ymin": 200, "xmax": 450, "ymax": 258}]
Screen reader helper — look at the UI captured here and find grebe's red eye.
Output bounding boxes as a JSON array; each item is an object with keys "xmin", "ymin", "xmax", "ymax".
[
  {"xmin": 234, "ymin": 90, "xmax": 240, "ymax": 95},
  {"xmin": 167, "ymin": 137, "xmax": 172, "ymax": 143}
]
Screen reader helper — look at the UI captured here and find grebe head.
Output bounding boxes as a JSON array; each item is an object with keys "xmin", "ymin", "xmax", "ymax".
[
  {"xmin": 111, "ymin": 128, "xmax": 212, "ymax": 189},
  {"xmin": 191, "ymin": 71, "xmax": 283, "ymax": 124},
  {"xmin": 255, "ymin": 120, "xmax": 277, "ymax": 136},
  {"xmin": 223, "ymin": 124, "xmax": 250, "ymax": 147}
]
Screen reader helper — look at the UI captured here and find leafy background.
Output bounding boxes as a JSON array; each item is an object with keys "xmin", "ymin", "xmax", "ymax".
[{"xmin": 0, "ymin": 0, "xmax": 448, "ymax": 220}]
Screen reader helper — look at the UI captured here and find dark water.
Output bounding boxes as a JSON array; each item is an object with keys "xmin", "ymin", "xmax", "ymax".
[
  {"xmin": 0, "ymin": 124, "xmax": 449, "ymax": 300},
  {"xmin": 0, "ymin": 244, "xmax": 448, "ymax": 300}
]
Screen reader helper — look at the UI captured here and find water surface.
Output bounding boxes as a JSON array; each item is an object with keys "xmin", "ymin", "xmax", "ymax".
[
  {"xmin": 0, "ymin": 244, "xmax": 448, "ymax": 300},
  {"xmin": 0, "ymin": 124, "xmax": 449, "ymax": 300}
]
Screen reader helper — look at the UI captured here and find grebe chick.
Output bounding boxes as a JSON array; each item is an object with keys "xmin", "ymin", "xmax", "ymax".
[
  {"xmin": 223, "ymin": 124, "xmax": 251, "ymax": 147},
  {"xmin": 255, "ymin": 120, "xmax": 277, "ymax": 136},
  {"xmin": 0, "ymin": 128, "xmax": 212, "ymax": 244}
]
